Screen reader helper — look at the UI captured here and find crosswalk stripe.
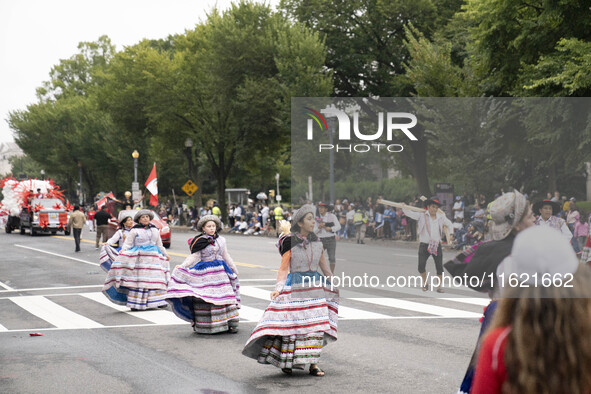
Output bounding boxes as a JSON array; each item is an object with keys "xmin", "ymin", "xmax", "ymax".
[
  {"xmin": 350, "ymin": 298, "xmax": 482, "ymax": 318},
  {"xmin": 442, "ymin": 298, "xmax": 490, "ymax": 307},
  {"xmin": 239, "ymin": 286, "xmax": 395, "ymax": 320},
  {"xmin": 238, "ymin": 305, "xmax": 264, "ymax": 322},
  {"xmin": 9, "ymin": 295, "xmax": 104, "ymax": 329},
  {"xmin": 80, "ymin": 292, "xmax": 185, "ymax": 325},
  {"xmin": 0, "ymin": 322, "xmax": 7, "ymax": 331}
]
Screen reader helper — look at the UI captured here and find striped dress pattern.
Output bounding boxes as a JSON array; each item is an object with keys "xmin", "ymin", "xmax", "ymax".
[
  {"xmin": 102, "ymin": 226, "xmax": 170, "ymax": 310},
  {"xmin": 243, "ymin": 239, "xmax": 339, "ymax": 369},
  {"xmin": 99, "ymin": 227, "xmax": 132, "ymax": 272},
  {"xmin": 165, "ymin": 236, "xmax": 240, "ymax": 334}
]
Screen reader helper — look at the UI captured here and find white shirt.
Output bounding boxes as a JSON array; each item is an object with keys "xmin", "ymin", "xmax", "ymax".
[
  {"xmin": 315, "ymin": 212, "xmax": 341, "ymax": 238},
  {"xmin": 453, "ymin": 201, "xmax": 464, "ymax": 219},
  {"xmin": 403, "ymin": 209, "xmax": 453, "ymax": 244},
  {"xmin": 537, "ymin": 217, "xmax": 572, "ymax": 241}
]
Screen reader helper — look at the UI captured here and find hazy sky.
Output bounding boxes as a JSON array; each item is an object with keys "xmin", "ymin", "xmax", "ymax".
[{"xmin": 0, "ymin": 0, "xmax": 278, "ymax": 143}]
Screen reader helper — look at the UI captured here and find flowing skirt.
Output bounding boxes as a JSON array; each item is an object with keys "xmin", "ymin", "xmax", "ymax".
[
  {"xmin": 99, "ymin": 244, "xmax": 121, "ymax": 273},
  {"xmin": 243, "ymin": 272, "xmax": 338, "ymax": 369},
  {"xmin": 165, "ymin": 259, "xmax": 240, "ymax": 333},
  {"xmin": 102, "ymin": 245, "xmax": 170, "ymax": 310}
]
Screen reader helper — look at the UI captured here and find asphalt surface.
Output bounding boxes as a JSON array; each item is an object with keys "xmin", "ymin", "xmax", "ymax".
[{"xmin": 0, "ymin": 228, "xmax": 489, "ymax": 393}]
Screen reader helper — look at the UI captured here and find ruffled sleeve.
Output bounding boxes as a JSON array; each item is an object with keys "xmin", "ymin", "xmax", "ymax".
[{"xmin": 275, "ymin": 250, "xmax": 291, "ymax": 293}]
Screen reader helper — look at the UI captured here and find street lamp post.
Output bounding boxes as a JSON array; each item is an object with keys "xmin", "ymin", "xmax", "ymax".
[
  {"xmin": 185, "ymin": 138, "xmax": 193, "ymax": 180},
  {"xmin": 327, "ymin": 117, "xmax": 335, "ymax": 205},
  {"xmin": 132, "ymin": 150, "xmax": 140, "ymax": 202},
  {"xmin": 40, "ymin": 169, "xmax": 45, "ymax": 179},
  {"xmin": 275, "ymin": 173, "xmax": 281, "ymax": 202},
  {"xmin": 77, "ymin": 162, "xmax": 83, "ymax": 204}
]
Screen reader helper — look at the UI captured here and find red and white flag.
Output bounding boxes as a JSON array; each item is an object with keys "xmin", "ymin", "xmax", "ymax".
[
  {"xmin": 144, "ymin": 163, "xmax": 158, "ymax": 206},
  {"xmin": 96, "ymin": 192, "xmax": 115, "ymax": 209}
]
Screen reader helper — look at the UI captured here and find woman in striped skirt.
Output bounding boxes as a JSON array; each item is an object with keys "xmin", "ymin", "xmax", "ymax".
[
  {"xmin": 99, "ymin": 214, "xmax": 134, "ymax": 272},
  {"xmin": 102, "ymin": 209, "xmax": 170, "ymax": 310},
  {"xmin": 242, "ymin": 204, "xmax": 339, "ymax": 376},
  {"xmin": 165, "ymin": 215, "xmax": 240, "ymax": 334}
]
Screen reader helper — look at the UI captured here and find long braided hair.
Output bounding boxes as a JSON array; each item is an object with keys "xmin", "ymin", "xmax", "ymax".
[{"xmin": 487, "ymin": 267, "xmax": 591, "ymax": 393}]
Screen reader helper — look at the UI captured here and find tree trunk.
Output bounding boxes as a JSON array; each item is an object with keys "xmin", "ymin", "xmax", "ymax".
[{"xmin": 409, "ymin": 131, "xmax": 431, "ymax": 197}]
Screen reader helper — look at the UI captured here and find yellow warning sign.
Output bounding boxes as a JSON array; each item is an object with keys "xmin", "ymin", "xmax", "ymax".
[{"xmin": 182, "ymin": 180, "xmax": 198, "ymax": 196}]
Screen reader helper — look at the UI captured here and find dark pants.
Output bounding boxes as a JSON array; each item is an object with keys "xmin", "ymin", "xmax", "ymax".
[
  {"xmin": 96, "ymin": 225, "xmax": 109, "ymax": 247},
  {"xmin": 418, "ymin": 242, "xmax": 443, "ymax": 275},
  {"xmin": 320, "ymin": 236, "xmax": 337, "ymax": 265},
  {"xmin": 73, "ymin": 228, "xmax": 82, "ymax": 251}
]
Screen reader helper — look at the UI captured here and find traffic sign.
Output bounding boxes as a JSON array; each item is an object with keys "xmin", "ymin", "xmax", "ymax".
[{"xmin": 182, "ymin": 180, "xmax": 198, "ymax": 196}]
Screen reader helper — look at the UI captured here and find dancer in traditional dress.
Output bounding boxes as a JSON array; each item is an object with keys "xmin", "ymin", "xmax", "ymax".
[
  {"xmin": 242, "ymin": 205, "xmax": 339, "ymax": 376},
  {"xmin": 165, "ymin": 215, "xmax": 240, "ymax": 334},
  {"xmin": 99, "ymin": 213, "xmax": 135, "ymax": 272},
  {"xmin": 444, "ymin": 191, "xmax": 535, "ymax": 394},
  {"xmin": 532, "ymin": 199, "xmax": 572, "ymax": 241},
  {"xmin": 102, "ymin": 209, "xmax": 170, "ymax": 311},
  {"xmin": 403, "ymin": 197, "xmax": 453, "ymax": 293}
]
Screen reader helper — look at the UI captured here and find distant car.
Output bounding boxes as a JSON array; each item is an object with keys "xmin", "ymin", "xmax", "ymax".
[
  {"xmin": 109, "ymin": 209, "xmax": 171, "ymax": 248},
  {"xmin": 19, "ymin": 198, "xmax": 71, "ymax": 236}
]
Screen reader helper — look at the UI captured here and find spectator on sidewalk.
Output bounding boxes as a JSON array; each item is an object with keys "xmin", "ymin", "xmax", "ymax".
[
  {"xmin": 472, "ymin": 204, "xmax": 485, "ymax": 233},
  {"xmin": 574, "ymin": 212, "xmax": 589, "ymax": 252},
  {"xmin": 453, "ymin": 196, "xmax": 465, "ymax": 221}
]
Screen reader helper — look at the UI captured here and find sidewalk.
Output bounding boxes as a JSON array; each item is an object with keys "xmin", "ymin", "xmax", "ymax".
[{"xmin": 170, "ymin": 225, "xmax": 441, "ymax": 251}]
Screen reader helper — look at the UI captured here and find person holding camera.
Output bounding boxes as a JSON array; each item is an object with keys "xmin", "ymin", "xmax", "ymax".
[{"xmin": 315, "ymin": 202, "xmax": 341, "ymax": 273}]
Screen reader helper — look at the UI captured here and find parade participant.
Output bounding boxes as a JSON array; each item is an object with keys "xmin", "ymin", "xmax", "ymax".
[
  {"xmin": 102, "ymin": 209, "xmax": 170, "ymax": 311},
  {"xmin": 86, "ymin": 206, "xmax": 96, "ymax": 232},
  {"xmin": 315, "ymin": 201, "xmax": 341, "ymax": 273},
  {"xmin": 403, "ymin": 197, "xmax": 453, "ymax": 293},
  {"xmin": 444, "ymin": 190, "xmax": 534, "ymax": 394},
  {"xmin": 532, "ymin": 199, "xmax": 572, "ymax": 240},
  {"xmin": 242, "ymin": 205, "xmax": 338, "ymax": 376},
  {"xmin": 472, "ymin": 226, "xmax": 591, "ymax": 394},
  {"xmin": 165, "ymin": 215, "xmax": 240, "ymax": 334},
  {"xmin": 99, "ymin": 214, "xmax": 135, "ymax": 272},
  {"xmin": 67, "ymin": 205, "xmax": 86, "ymax": 252},
  {"xmin": 109, "ymin": 191, "xmax": 143, "ymax": 210}
]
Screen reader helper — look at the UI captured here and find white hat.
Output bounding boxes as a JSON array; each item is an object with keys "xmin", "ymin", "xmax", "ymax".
[
  {"xmin": 490, "ymin": 190, "xmax": 527, "ymax": 241},
  {"xmin": 502, "ymin": 226, "xmax": 579, "ymax": 287}
]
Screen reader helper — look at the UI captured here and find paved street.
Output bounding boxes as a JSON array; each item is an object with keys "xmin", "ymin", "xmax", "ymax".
[{"xmin": 0, "ymin": 229, "xmax": 488, "ymax": 393}]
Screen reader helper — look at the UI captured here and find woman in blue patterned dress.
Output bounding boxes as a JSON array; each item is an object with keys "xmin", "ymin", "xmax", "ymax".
[{"xmin": 102, "ymin": 209, "xmax": 170, "ymax": 310}]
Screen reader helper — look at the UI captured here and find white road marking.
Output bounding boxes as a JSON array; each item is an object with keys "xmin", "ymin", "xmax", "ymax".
[
  {"xmin": 80, "ymin": 292, "xmax": 184, "ymax": 325},
  {"xmin": 0, "ymin": 281, "xmax": 15, "ymax": 291},
  {"xmin": 14, "ymin": 244, "xmax": 100, "ymax": 266},
  {"xmin": 9, "ymin": 295, "xmax": 104, "ymax": 329},
  {"xmin": 0, "ymin": 285, "xmax": 103, "ymax": 293},
  {"xmin": 238, "ymin": 305, "xmax": 264, "ymax": 322},
  {"xmin": 351, "ymin": 298, "xmax": 482, "ymax": 318},
  {"xmin": 239, "ymin": 286, "xmax": 395, "ymax": 320}
]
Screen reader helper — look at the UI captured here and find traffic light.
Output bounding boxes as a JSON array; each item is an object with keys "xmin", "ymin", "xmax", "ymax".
[{"xmin": 269, "ymin": 189, "xmax": 275, "ymax": 198}]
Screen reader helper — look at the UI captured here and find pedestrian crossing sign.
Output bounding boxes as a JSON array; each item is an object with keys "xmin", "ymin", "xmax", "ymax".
[{"xmin": 182, "ymin": 180, "xmax": 198, "ymax": 196}]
